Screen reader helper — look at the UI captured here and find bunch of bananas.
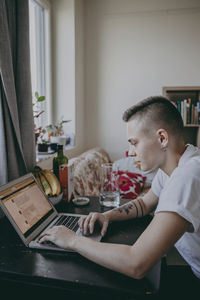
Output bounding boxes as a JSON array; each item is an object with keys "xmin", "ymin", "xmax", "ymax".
[{"xmin": 33, "ymin": 166, "xmax": 61, "ymax": 197}]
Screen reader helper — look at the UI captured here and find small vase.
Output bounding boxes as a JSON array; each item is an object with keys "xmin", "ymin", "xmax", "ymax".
[
  {"xmin": 50, "ymin": 136, "xmax": 60, "ymax": 144},
  {"xmin": 38, "ymin": 143, "xmax": 48, "ymax": 152},
  {"xmin": 50, "ymin": 135, "xmax": 67, "ymax": 146}
]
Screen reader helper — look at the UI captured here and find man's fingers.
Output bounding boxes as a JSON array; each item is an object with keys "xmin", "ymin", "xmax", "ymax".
[
  {"xmin": 79, "ymin": 216, "xmax": 91, "ymax": 234},
  {"xmin": 79, "ymin": 213, "xmax": 101, "ymax": 235},
  {"xmin": 38, "ymin": 230, "xmax": 53, "ymax": 243},
  {"xmin": 89, "ymin": 214, "xmax": 98, "ymax": 234},
  {"xmin": 78, "ymin": 217, "xmax": 86, "ymax": 230},
  {"xmin": 39, "ymin": 235, "xmax": 50, "ymax": 244},
  {"xmin": 83, "ymin": 215, "xmax": 93, "ymax": 235},
  {"xmin": 38, "ymin": 226, "xmax": 61, "ymax": 243},
  {"xmin": 38, "ymin": 228, "xmax": 52, "ymax": 240},
  {"xmin": 101, "ymin": 221, "xmax": 108, "ymax": 236}
]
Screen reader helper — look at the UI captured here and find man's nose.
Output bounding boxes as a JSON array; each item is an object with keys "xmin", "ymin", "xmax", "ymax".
[{"xmin": 128, "ymin": 146, "xmax": 136, "ymax": 157}]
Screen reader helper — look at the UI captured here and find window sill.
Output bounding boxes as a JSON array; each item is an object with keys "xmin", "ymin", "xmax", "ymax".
[{"xmin": 36, "ymin": 145, "xmax": 75, "ymax": 169}]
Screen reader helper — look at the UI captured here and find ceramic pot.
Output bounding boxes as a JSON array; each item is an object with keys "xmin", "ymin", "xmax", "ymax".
[
  {"xmin": 50, "ymin": 135, "xmax": 67, "ymax": 146},
  {"xmin": 38, "ymin": 143, "xmax": 48, "ymax": 152}
]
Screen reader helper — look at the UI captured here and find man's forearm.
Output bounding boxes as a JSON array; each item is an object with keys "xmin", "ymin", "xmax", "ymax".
[{"xmin": 104, "ymin": 197, "xmax": 147, "ymax": 222}]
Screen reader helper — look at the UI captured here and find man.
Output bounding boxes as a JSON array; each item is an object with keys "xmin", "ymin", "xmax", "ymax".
[{"xmin": 39, "ymin": 96, "xmax": 200, "ymax": 284}]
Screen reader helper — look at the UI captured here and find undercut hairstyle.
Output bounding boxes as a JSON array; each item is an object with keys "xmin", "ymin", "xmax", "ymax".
[{"xmin": 122, "ymin": 96, "xmax": 184, "ymax": 137}]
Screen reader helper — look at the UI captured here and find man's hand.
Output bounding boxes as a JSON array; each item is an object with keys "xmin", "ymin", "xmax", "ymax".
[
  {"xmin": 79, "ymin": 212, "xmax": 109, "ymax": 237},
  {"xmin": 38, "ymin": 225, "xmax": 77, "ymax": 250}
]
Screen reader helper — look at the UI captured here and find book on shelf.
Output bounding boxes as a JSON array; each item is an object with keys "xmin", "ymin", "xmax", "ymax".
[{"xmin": 175, "ymin": 98, "xmax": 200, "ymax": 125}]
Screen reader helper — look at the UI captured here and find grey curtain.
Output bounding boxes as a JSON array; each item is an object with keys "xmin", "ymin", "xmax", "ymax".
[{"xmin": 0, "ymin": 0, "xmax": 35, "ymax": 188}]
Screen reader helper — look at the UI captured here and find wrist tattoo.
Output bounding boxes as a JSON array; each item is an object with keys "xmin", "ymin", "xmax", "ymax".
[
  {"xmin": 117, "ymin": 203, "xmax": 134, "ymax": 215},
  {"xmin": 132, "ymin": 201, "xmax": 139, "ymax": 218},
  {"xmin": 115, "ymin": 200, "xmax": 139, "ymax": 217},
  {"xmin": 137, "ymin": 198, "xmax": 144, "ymax": 217},
  {"xmin": 115, "ymin": 198, "xmax": 144, "ymax": 218}
]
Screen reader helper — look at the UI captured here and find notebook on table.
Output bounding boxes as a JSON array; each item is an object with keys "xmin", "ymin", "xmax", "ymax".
[{"xmin": 0, "ymin": 173, "xmax": 102, "ymax": 252}]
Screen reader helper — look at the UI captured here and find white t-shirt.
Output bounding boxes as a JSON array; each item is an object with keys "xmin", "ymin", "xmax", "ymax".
[{"xmin": 152, "ymin": 144, "xmax": 200, "ymax": 279}]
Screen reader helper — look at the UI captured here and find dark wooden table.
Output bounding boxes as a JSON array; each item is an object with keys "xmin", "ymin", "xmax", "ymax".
[{"xmin": 0, "ymin": 197, "xmax": 161, "ymax": 299}]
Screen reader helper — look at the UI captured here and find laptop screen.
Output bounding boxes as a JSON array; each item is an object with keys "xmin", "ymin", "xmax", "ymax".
[{"xmin": 0, "ymin": 176, "xmax": 53, "ymax": 238}]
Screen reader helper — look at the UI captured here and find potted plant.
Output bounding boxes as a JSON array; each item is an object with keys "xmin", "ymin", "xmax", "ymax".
[
  {"xmin": 45, "ymin": 118, "xmax": 71, "ymax": 147},
  {"xmin": 33, "ymin": 92, "xmax": 50, "ymax": 152},
  {"xmin": 33, "ymin": 91, "xmax": 46, "ymax": 144},
  {"xmin": 37, "ymin": 128, "xmax": 49, "ymax": 152},
  {"xmin": 37, "ymin": 139, "xmax": 49, "ymax": 152}
]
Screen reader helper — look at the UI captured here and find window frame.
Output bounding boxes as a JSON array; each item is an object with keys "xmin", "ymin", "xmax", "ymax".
[{"xmin": 29, "ymin": 0, "xmax": 52, "ymax": 127}]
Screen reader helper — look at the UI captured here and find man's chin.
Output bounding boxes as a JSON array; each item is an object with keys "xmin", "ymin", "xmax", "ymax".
[
  {"xmin": 142, "ymin": 165, "xmax": 159, "ymax": 173},
  {"xmin": 140, "ymin": 166, "xmax": 147, "ymax": 171},
  {"xmin": 136, "ymin": 162, "xmax": 156, "ymax": 172},
  {"xmin": 139, "ymin": 164, "xmax": 147, "ymax": 171},
  {"xmin": 140, "ymin": 164, "xmax": 150, "ymax": 172}
]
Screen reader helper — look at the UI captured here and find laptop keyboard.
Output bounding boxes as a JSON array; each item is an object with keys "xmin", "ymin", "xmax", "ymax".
[{"xmin": 53, "ymin": 215, "xmax": 80, "ymax": 232}]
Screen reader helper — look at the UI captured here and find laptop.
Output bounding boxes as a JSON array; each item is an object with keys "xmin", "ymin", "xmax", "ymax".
[{"xmin": 0, "ymin": 173, "xmax": 102, "ymax": 252}]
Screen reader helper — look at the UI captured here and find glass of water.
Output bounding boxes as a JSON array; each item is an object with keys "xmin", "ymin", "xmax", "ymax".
[{"xmin": 99, "ymin": 163, "xmax": 120, "ymax": 208}]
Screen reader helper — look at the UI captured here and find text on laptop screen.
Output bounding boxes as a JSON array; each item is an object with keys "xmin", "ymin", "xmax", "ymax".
[{"xmin": 0, "ymin": 177, "xmax": 52, "ymax": 235}]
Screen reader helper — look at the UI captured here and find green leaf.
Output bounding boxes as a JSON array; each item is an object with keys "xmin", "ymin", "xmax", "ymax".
[
  {"xmin": 35, "ymin": 91, "xmax": 39, "ymax": 99},
  {"xmin": 37, "ymin": 96, "xmax": 46, "ymax": 102}
]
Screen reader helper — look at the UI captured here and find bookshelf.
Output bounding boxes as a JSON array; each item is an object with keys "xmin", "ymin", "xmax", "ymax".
[{"xmin": 163, "ymin": 86, "xmax": 200, "ymax": 147}]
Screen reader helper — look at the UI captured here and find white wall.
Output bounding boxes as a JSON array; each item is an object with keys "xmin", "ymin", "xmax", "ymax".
[
  {"xmin": 47, "ymin": 0, "xmax": 200, "ymax": 166},
  {"xmin": 85, "ymin": 0, "xmax": 200, "ymax": 160}
]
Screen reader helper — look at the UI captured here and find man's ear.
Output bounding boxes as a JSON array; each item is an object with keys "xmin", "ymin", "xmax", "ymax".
[{"xmin": 156, "ymin": 129, "xmax": 168, "ymax": 149}]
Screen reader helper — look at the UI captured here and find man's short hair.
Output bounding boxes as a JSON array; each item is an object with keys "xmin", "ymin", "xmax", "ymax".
[{"xmin": 122, "ymin": 96, "xmax": 184, "ymax": 136}]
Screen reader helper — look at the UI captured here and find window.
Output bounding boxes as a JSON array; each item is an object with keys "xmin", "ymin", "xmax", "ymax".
[{"xmin": 29, "ymin": 0, "xmax": 51, "ymax": 129}]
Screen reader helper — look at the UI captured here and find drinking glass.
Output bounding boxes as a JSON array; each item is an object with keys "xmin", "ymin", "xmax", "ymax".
[{"xmin": 99, "ymin": 163, "xmax": 120, "ymax": 207}]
